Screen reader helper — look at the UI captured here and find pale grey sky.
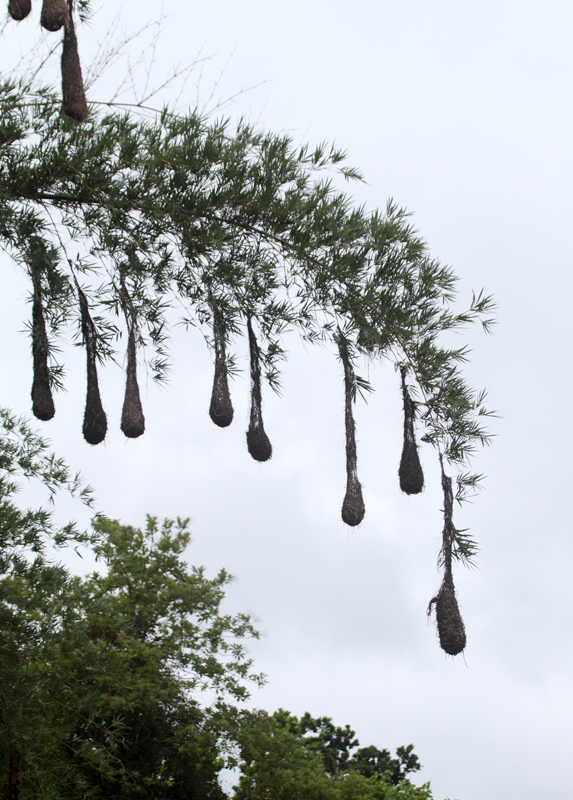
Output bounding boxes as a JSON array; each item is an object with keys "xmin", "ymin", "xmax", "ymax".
[{"xmin": 2, "ymin": 2, "xmax": 573, "ymax": 798}]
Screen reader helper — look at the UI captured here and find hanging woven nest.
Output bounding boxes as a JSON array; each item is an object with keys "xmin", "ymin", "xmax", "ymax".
[
  {"xmin": 8, "ymin": 0, "xmax": 31, "ymax": 21},
  {"xmin": 31, "ymin": 290, "xmax": 55, "ymax": 421},
  {"xmin": 337, "ymin": 334, "xmax": 365, "ymax": 526},
  {"xmin": 78, "ymin": 286, "xmax": 107, "ymax": 445},
  {"xmin": 61, "ymin": 1, "xmax": 88, "ymax": 121},
  {"xmin": 246, "ymin": 318, "xmax": 272, "ymax": 462},
  {"xmin": 41, "ymin": 0, "xmax": 68, "ymax": 31},
  {"xmin": 398, "ymin": 367, "xmax": 424, "ymax": 495},
  {"xmin": 428, "ymin": 469, "xmax": 467, "ymax": 655},
  {"xmin": 120, "ymin": 326, "xmax": 145, "ymax": 438},
  {"xmin": 209, "ymin": 302, "xmax": 234, "ymax": 428}
]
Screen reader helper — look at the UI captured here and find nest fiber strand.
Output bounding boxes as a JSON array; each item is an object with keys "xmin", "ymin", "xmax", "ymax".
[
  {"xmin": 78, "ymin": 287, "xmax": 107, "ymax": 445},
  {"xmin": 428, "ymin": 471, "xmax": 467, "ymax": 655},
  {"xmin": 120, "ymin": 325, "xmax": 145, "ymax": 439},
  {"xmin": 8, "ymin": 0, "xmax": 31, "ymax": 20},
  {"xmin": 398, "ymin": 368, "xmax": 424, "ymax": 494},
  {"xmin": 31, "ymin": 291, "xmax": 55, "ymax": 421},
  {"xmin": 41, "ymin": 0, "xmax": 68, "ymax": 30},
  {"xmin": 61, "ymin": 1, "xmax": 88, "ymax": 122},
  {"xmin": 209, "ymin": 303, "xmax": 234, "ymax": 428},
  {"xmin": 338, "ymin": 337, "xmax": 365, "ymax": 526},
  {"xmin": 246, "ymin": 318, "xmax": 272, "ymax": 462}
]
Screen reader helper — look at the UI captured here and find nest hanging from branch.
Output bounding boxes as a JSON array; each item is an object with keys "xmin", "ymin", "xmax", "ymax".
[
  {"xmin": 120, "ymin": 284, "xmax": 145, "ymax": 439},
  {"xmin": 41, "ymin": 0, "xmax": 68, "ymax": 31},
  {"xmin": 428, "ymin": 469, "xmax": 467, "ymax": 655},
  {"xmin": 61, "ymin": 0, "xmax": 87, "ymax": 121},
  {"xmin": 337, "ymin": 335, "xmax": 365, "ymax": 527},
  {"xmin": 8, "ymin": 0, "xmax": 31, "ymax": 20},
  {"xmin": 209, "ymin": 302, "xmax": 234, "ymax": 428},
  {"xmin": 398, "ymin": 367, "xmax": 424, "ymax": 495},
  {"xmin": 246, "ymin": 318, "xmax": 272, "ymax": 462},
  {"xmin": 30, "ymin": 284, "xmax": 55, "ymax": 422},
  {"xmin": 78, "ymin": 286, "xmax": 107, "ymax": 445}
]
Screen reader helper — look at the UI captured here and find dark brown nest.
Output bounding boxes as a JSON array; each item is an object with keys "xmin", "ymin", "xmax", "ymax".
[
  {"xmin": 61, "ymin": 3, "xmax": 88, "ymax": 122},
  {"xmin": 428, "ymin": 570, "xmax": 467, "ymax": 656},
  {"xmin": 8, "ymin": 0, "xmax": 31, "ymax": 20},
  {"xmin": 41, "ymin": 0, "xmax": 68, "ymax": 31},
  {"xmin": 120, "ymin": 327, "xmax": 145, "ymax": 438},
  {"xmin": 399, "ymin": 369, "xmax": 424, "ymax": 494},
  {"xmin": 78, "ymin": 287, "xmax": 107, "ymax": 445},
  {"xmin": 247, "ymin": 423, "xmax": 272, "ymax": 462},
  {"xmin": 337, "ymin": 335, "xmax": 366, "ymax": 526},
  {"xmin": 31, "ymin": 295, "xmax": 55, "ymax": 422},
  {"xmin": 246, "ymin": 318, "xmax": 272, "ymax": 462},
  {"xmin": 209, "ymin": 303, "xmax": 234, "ymax": 427},
  {"xmin": 342, "ymin": 476, "xmax": 365, "ymax": 526}
]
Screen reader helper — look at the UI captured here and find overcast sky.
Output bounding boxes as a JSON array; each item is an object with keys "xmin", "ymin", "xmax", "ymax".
[{"xmin": 2, "ymin": 2, "xmax": 573, "ymax": 798}]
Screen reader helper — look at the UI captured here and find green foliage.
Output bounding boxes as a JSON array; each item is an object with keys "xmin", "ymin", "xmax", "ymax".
[
  {"xmin": 0, "ymin": 77, "xmax": 493, "ymax": 506},
  {"xmin": 0, "ymin": 510, "xmax": 263, "ymax": 799},
  {"xmin": 235, "ymin": 711, "xmax": 432, "ymax": 800},
  {"xmin": 271, "ymin": 710, "xmax": 420, "ymax": 783}
]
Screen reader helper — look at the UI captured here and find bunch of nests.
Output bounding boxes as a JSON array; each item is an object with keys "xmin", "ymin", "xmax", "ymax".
[
  {"xmin": 8, "ymin": 0, "xmax": 88, "ymax": 122},
  {"xmin": 30, "ymin": 287, "xmax": 468, "ymax": 656},
  {"xmin": 31, "ymin": 283, "xmax": 144, "ymax": 443}
]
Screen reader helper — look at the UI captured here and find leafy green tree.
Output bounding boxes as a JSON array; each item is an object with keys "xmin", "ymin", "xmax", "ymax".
[
  {"xmin": 234, "ymin": 711, "xmax": 431, "ymax": 800},
  {"xmin": 272, "ymin": 711, "xmax": 420, "ymax": 783},
  {"xmin": 0, "ymin": 406, "xmax": 96, "ymax": 798},
  {"xmin": 1, "ymin": 497, "xmax": 264, "ymax": 799}
]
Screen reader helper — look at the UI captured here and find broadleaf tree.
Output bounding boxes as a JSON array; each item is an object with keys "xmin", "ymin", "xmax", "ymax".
[{"xmin": 0, "ymin": 0, "xmax": 496, "ymax": 654}]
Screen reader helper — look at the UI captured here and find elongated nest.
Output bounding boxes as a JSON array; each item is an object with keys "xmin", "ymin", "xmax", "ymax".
[
  {"xmin": 399, "ymin": 439, "xmax": 424, "ymax": 495},
  {"xmin": 121, "ymin": 328, "xmax": 145, "ymax": 438},
  {"xmin": 209, "ymin": 363, "xmax": 233, "ymax": 428},
  {"xmin": 61, "ymin": 16, "xmax": 88, "ymax": 121},
  {"xmin": 31, "ymin": 298, "xmax": 55, "ymax": 421},
  {"xmin": 83, "ymin": 381, "xmax": 107, "ymax": 445}
]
